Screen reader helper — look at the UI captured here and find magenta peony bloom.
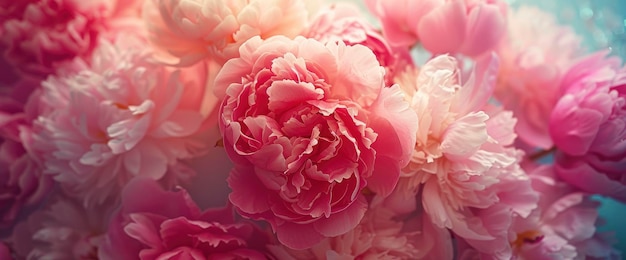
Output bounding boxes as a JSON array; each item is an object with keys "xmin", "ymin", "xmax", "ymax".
[
  {"xmin": 31, "ymin": 35, "xmax": 215, "ymax": 204},
  {"xmin": 365, "ymin": 0, "xmax": 507, "ymax": 57},
  {"xmin": 215, "ymin": 35, "xmax": 417, "ymax": 249},
  {"xmin": 101, "ymin": 177, "xmax": 272, "ymax": 260},
  {"xmin": 495, "ymin": 6, "xmax": 583, "ymax": 149},
  {"xmin": 305, "ymin": 2, "xmax": 412, "ymax": 86},
  {"xmin": 0, "ymin": 0, "xmax": 142, "ymax": 79},
  {"xmin": 395, "ymin": 55, "xmax": 539, "ymax": 258},
  {"xmin": 10, "ymin": 191, "xmax": 116, "ymax": 259},
  {"xmin": 550, "ymin": 51, "xmax": 626, "ymax": 202},
  {"xmin": 142, "ymin": 0, "xmax": 308, "ymax": 65},
  {"xmin": 0, "ymin": 88, "xmax": 52, "ymax": 231}
]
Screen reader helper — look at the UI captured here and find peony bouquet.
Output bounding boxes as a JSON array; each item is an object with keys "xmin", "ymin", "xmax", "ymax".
[{"xmin": 0, "ymin": 0, "xmax": 624, "ymax": 259}]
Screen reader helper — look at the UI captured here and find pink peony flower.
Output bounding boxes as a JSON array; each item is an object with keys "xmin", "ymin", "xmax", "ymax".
[
  {"xmin": 0, "ymin": 0, "xmax": 142, "ymax": 79},
  {"xmin": 0, "ymin": 88, "xmax": 52, "ymax": 232},
  {"xmin": 31, "ymin": 35, "xmax": 216, "ymax": 204},
  {"xmin": 101, "ymin": 177, "xmax": 273, "ymax": 260},
  {"xmin": 395, "ymin": 55, "xmax": 539, "ymax": 258},
  {"xmin": 460, "ymin": 165, "xmax": 621, "ymax": 259},
  {"xmin": 305, "ymin": 2, "xmax": 412, "ymax": 86},
  {"xmin": 216, "ymin": 35, "xmax": 417, "ymax": 249},
  {"xmin": 142, "ymin": 0, "xmax": 309, "ymax": 65},
  {"xmin": 495, "ymin": 6, "xmax": 583, "ymax": 149},
  {"xmin": 365, "ymin": 0, "xmax": 507, "ymax": 57},
  {"xmin": 9, "ymin": 191, "xmax": 116, "ymax": 259},
  {"xmin": 550, "ymin": 51, "xmax": 626, "ymax": 202}
]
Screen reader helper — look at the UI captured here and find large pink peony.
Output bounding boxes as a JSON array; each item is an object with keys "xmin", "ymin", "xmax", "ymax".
[
  {"xmin": 495, "ymin": 6, "xmax": 582, "ymax": 149},
  {"xmin": 10, "ymin": 191, "xmax": 116, "ymax": 259},
  {"xmin": 395, "ymin": 55, "xmax": 539, "ymax": 258},
  {"xmin": 31, "ymin": 35, "xmax": 215, "ymax": 204},
  {"xmin": 0, "ymin": 0, "xmax": 142, "ymax": 79},
  {"xmin": 216, "ymin": 35, "xmax": 417, "ymax": 249},
  {"xmin": 0, "ymin": 86, "xmax": 52, "ymax": 231},
  {"xmin": 101, "ymin": 177, "xmax": 273, "ymax": 260},
  {"xmin": 304, "ymin": 2, "xmax": 412, "ymax": 86},
  {"xmin": 142, "ymin": 0, "xmax": 308, "ymax": 65},
  {"xmin": 550, "ymin": 51, "xmax": 626, "ymax": 202},
  {"xmin": 365, "ymin": 0, "xmax": 507, "ymax": 57}
]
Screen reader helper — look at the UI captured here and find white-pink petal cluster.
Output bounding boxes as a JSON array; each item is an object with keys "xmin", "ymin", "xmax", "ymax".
[
  {"xmin": 31, "ymin": 35, "xmax": 215, "ymax": 204},
  {"xmin": 395, "ymin": 55, "xmax": 539, "ymax": 258},
  {"xmin": 142, "ymin": 0, "xmax": 309, "ymax": 65},
  {"xmin": 495, "ymin": 6, "xmax": 583, "ymax": 149}
]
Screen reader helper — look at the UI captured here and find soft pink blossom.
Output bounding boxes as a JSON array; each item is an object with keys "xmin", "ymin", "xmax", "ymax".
[
  {"xmin": 305, "ymin": 2, "xmax": 412, "ymax": 85},
  {"xmin": 395, "ymin": 55, "xmax": 538, "ymax": 258},
  {"xmin": 550, "ymin": 51, "xmax": 626, "ymax": 202},
  {"xmin": 0, "ymin": 0, "xmax": 142, "ymax": 79},
  {"xmin": 365, "ymin": 0, "xmax": 507, "ymax": 57},
  {"xmin": 101, "ymin": 177, "xmax": 272, "ymax": 260},
  {"xmin": 0, "ymin": 88, "xmax": 52, "ymax": 232},
  {"xmin": 460, "ymin": 165, "xmax": 621, "ymax": 259},
  {"xmin": 31, "ymin": 35, "xmax": 215, "ymax": 204},
  {"xmin": 495, "ymin": 6, "xmax": 583, "ymax": 149},
  {"xmin": 216, "ymin": 35, "xmax": 417, "ymax": 249},
  {"xmin": 10, "ymin": 191, "xmax": 116, "ymax": 259},
  {"xmin": 142, "ymin": 0, "xmax": 308, "ymax": 65}
]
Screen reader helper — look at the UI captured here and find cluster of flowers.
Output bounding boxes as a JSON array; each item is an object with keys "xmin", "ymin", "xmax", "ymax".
[{"xmin": 0, "ymin": 0, "xmax": 624, "ymax": 259}]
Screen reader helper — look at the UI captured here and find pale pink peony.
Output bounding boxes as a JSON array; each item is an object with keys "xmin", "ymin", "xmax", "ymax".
[
  {"xmin": 365, "ymin": 0, "xmax": 507, "ymax": 57},
  {"xmin": 495, "ymin": 6, "xmax": 583, "ymax": 149},
  {"xmin": 0, "ymin": 87, "xmax": 52, "ymax": 232},
  {"xmin": 460, "ymin": 165, "xmax": 621, "ymax": 259},
  {"xmin": 31, "ymin": 35, "xmax": 216, "ymax": 204},
  {"xmin": 216, "ymin": 35, "xmax": 417, "ymax": 249},
  {"xmin": 550, "ymin": 51, "xmax": 626, "ymax": 202},
  {"xmin": 101, "ymin": 177, "xmax": 272, "ymax": 260},
  {"xmin": 0, "ymin": 0, "xmax": 142, "ymax": 79},
  {"xmin": 9, "ymin": 191, "xmax": 116, "ymax": 259},
  {"xmin": 395, "ymin": 55, "xmax": 539, "ymax": 258},
  {"xmin": 142, "ymin": 0, "xmax": 308, "ymax": 65},
  {"xmin": 305, "ymin": 2, "xmax": 412, "ymax": 86}
]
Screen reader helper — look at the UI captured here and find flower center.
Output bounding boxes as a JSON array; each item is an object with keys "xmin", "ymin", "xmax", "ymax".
[{"xmin": 512, "ymin": 230, "xmax": 544, "ymax": 249}]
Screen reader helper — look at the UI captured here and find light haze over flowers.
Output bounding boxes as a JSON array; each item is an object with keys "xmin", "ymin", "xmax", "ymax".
[
  {"xmin": 10, "ymin": 191, "xmax": 116, "ymax": 259},
  {"xmin": 395, "ymin": 55, "xmax": 539, "ymax": 258},
  {"xmin": 495, "ymin": 6, "xmax": 583, "ymax": 149},
  {"xmin": 101, "ymin": 177, "xmax": 273, "ymax": 260},
  {"xmin": 550, "ymin": 51, "xmax": 626, "ymax": 202},
  {"xmin": 216, "ymin": 35, "xmax": 417, "ymax": 249},
  {"xmin": 142, "ymin": 0, "xmax": 309, "ymax": 65},
  {"xmin": 365, "ymin": 0, "xmax": 508, "ymax": 57},
  {"xmin": 0, "ymin": 0, "xmax": 142, "ymax": 79},
  {"xmin": 31, "ymin": 35, "xmax": 214, "ymax": 204}
]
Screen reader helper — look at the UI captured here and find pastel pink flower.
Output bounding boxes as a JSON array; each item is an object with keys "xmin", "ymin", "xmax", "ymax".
[
  {"xmin": 495, "ymin": 6, "xmax": 583, "ymax": 149},
  {"xmin": 142, "ymin": 0, "xmax": 308, "ymax": 65},
  {"xmin": 9, "ymin": 191, "xmax": 116, "ymax": 259},
  {"xmin": 100, "ymin": 177, "xmax": 272, "ymax": 260},
  {"xmin": 31, "ymin": 35, "xmax": 215, "ymax": 204},
  {"xmin": 0, "ymin": 89, "xmax": 52, "ymax": 231},
  {"xmin": 365, "ymin": 0, "xmax": 507, "ymax": 57},
  {"xmin": 395, "ymin": 55, "xmax": 539, "ymax": 258},
  {"xmin": 305, "ymin": 2, "xmax": 412, "ymax": 86},
  {"xmin": 216, "ymin": 36, "xmax": 417, "ymax": 249},
  {"xmin": 460, "ymin": 165, "xmax": 621, "ymax": 259},
  {"xmin": 0, "ymin": 0, "xmax": 142, "ymax": 79},
  {"xmin": 550, "ymin": 51, "xmax": 626, "ymax": 202}
]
